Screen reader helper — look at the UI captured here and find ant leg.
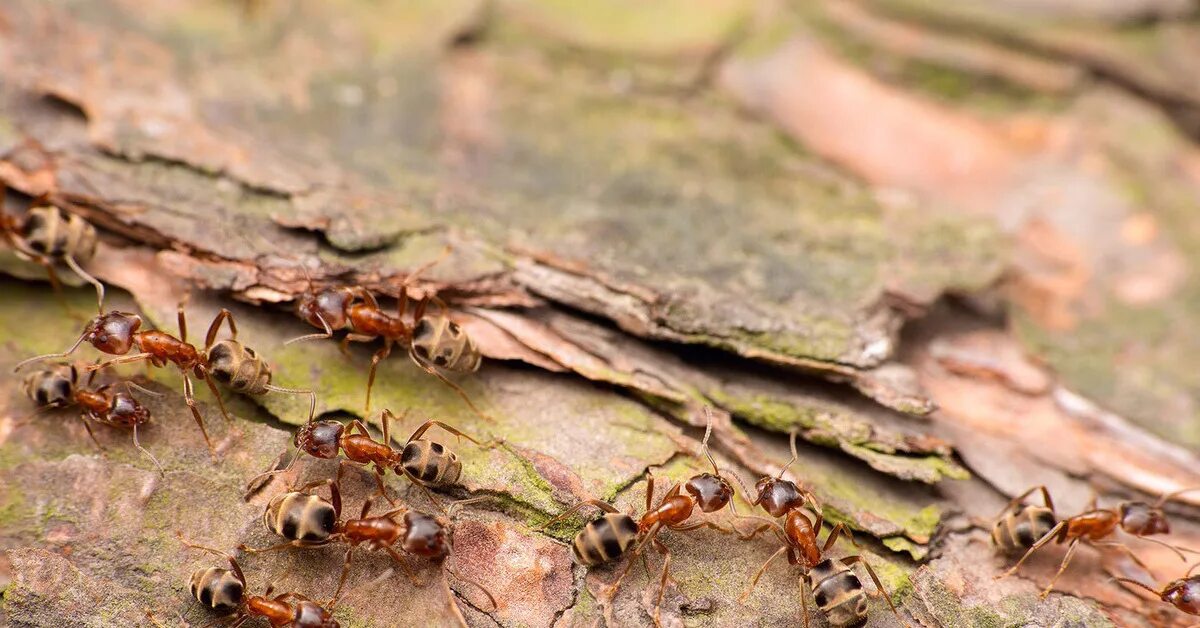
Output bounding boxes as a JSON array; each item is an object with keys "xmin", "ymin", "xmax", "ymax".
[
  {"xmin": 994, "ymin": 485, "xmax": 1056, "ymax": 521},
  {"xmin": 398, "ymin": 465, "xmax": 445, "ymax": 513},
  {"xmin": 199, "ymin": 369, "xmax": 236, "ymax": 430},
  {"xmin": 651, "ymin": 538, "xmax": 673, "ymax": 628},
  {"xmin": 203, "ymin": 309, "xmax": 237, "ymax": 351},
  {"xmin": 800, "ymin": 577, "xmax": 811, "ymax": 628},
  {"xmin": 404, "ymin": 419, "xmax": 480, "ymax": 446},
  {"xmin": 1039, "ymin": 538, "xmax": 1082, "ymax": 599},
  {"xmin": 1093, "ymin": 541, "xmax": 1154, "ymax": 573},
  {"xmin": 328, "ymin": 546, "xmax": 357, "ymax": 608},
  {"xmin": 242, "ymin": 450, "xmax": 300, "ymax": 500},
  {"xmin": 62, "ymin": 254, "xmax": 104, "ymax": 314},
  {"xmin": 536, "ymin": 499, "xmax": 621, "ymax": 531},
  {"xmin": 842, "ymin": 555, "xmax": 909, "ymax": 628},
  {"xmin": 177, "ymin": 300, "xmax": 189, "ymax": 343},
  {"xmin": 822, "ymin": 523, "xmax": 857, "ymax": 552},
  {"xmin": 285, "ymin": 311, "xmax": 336, "ymax": 346},
  {"xmin": 409, "ymin": 350, "xmax": 495, "ymax": 423},
  {"xmin": 669, "ymin": 520, "xmax": 735, "ymax": 534},
  {"xmin": 381, "ymin": 545, "xmax": 424, "ymax": 587},
  {"xmin": 364, "ymin": 341, "xmax": 391, "ymax": 416},
  {"xmin": 177, "ymin": 535, "xmax": 246, "ymax": 584},
  {"xmin": 78, "ymin": 415, "xmax": 106, "ymax": 453},
  {"xmin": 739, "ymin": 545, "xmax": 789, "ymax": 602},
  {"xmin": 237, "ymin": 539, "xmax": 328, "ymax": 554},
  {"xmin": 182, "ymin": 374, "xmax": 217, "ymax": 459},
  {"xmin": 1137, "ymin": 535, "xmax": 1199, "ymax": 560},
  {"xmin": 997, "ymin": 520, "xmax": 1065, "ymax": 579}
]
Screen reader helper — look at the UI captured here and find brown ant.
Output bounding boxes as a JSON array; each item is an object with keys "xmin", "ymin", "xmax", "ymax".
[
  {"xmin": 998, "ymin": 485, "xmax": 1200, "ymax": 597},
  {"xmin": 13, "ymin": 304, "xmax": 245, "ymax": 458},
  {"xmin": 19, "ymin": 361, "xmax": 164, "ymax": 476},
  {"xmin": 1115, "ymin": 564, "xmax": 1200, "ymax": 619},
  {"xmin": 180, "ymin": 536, "xmax": 340, "ymax": 627},
  {"xmin": 541, "ymin": 410, "xmax": 744, "ymax": 626},
  {"xmin": 0, "ymin": 184, "xmax": 106, "ymax": 313},
  {"xmin": 286, "ymin": 253, "xmax": 487, "ymax": 421},
  {"xmin": 732, "ymin": 431, "xmax": 906, "ymax": 627},
  {"xmin": 238, "ymin": 471, "xmax": 496, "ymax": 628},
  {"xmin": 246, "ymin": 409, "xmax": 481, "ymax": 510}
]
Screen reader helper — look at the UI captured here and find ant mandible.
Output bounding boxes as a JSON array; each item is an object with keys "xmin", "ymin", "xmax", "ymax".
[
  {"xmin": 180, "ymin": 536, "xmax": 340, "ymax": 627},
  {"xmin": 13, "ymin": 303, "xmax": 244, "ymax": 459},
  {"xmin": 997, "ymin": 485, "xmax": 1200, "ymax": 597},
  {"xmin": 287, "ymin": 251, "xmax": 488, "ymax": 421},
  {"xmin": 239, "ymin": 472, "xmax": 496, "ymax": 628},
  {"xmin": 0, "ymin": 183, "xmax": 106, "ymax": 314},
  {"xmin": 19, "ymin": 361, "xmax": 164, "ymax": 476},
  {"xmin": 245, "ymin": 409, "xmax": 481, "ymax": 510},
  {"xmin": 542, "ymin": 409, "xmax": 744, "ymax": 627}
]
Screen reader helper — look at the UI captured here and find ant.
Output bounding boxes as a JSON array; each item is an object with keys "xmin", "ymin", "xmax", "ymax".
[
  {"xmin": 19, "ymin": 361, "xmax": 164, "ymax": 476},
  {"xmin": 541, "ymin": 409, "xmax": 744, "ymax": 626},
  {"xmin": 997, "ymin": 485, "xmax": 1200, "ymax": 597},
  {"xmin": 1115, "ymin": 565, "xmax": 1200, "ymax": 619},
  {"xmin": 180, "ymin": 536, "xmax": 340, "ymax": 627},
  {"xmin": 201, "ymin": 317, "xmax": 317, "ymax": 423},
  {"xmin": 246, "ymin": 409, "xmax": 480, "ymax": 510},
  {"xmin": 734, "ymin": 432, "xmax": 906, "ymax": 627},
  {"xmin": 287, "ymin": 252, "xmax": 487, "ymax": 421},
  {"xmin": 0, "ymin": 183, "xmax": 106, "ymax": 314},
  {"xmin": 13, "ymin": 304, "xmax": 245, "ymax": 459},
  {"xmin": 238, "ymin": 471, "xmax": 496, "ymax": 628}
]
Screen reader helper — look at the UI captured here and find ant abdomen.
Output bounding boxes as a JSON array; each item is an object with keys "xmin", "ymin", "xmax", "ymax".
[
  {"xmin": 398, "ymin": 439, "xmax": 462, "ymax": 486},
  {"xmin": 24, "ymin": 205, "xmax": 97, "ymax": 262},
  {"xmin": 207, "ymin": 340, "xmax": 271, "ymax": 395},
  {"xmin": 571, "ymin": 513, "xmax": 639, "ymax": 566},
  {"xmin": 411, "ymin": 317, "xmax": 481, "ymax": 372},
  {"xmin": 809, "ymin": 559, "xmax": 869, "ymax": 628},
  {"xmin": 22, "ymin": 363, "xmax": 78, "ymax": 407},
  {"xmin": 265, "ymin": 491, "xmax": 338, "ymax": 543},
  {"xmin": 991, "ymin": 503, "xmax": 1057, "ymax": 553},
  {"xmin": 189, "ymin": 566, "xmax": 244, "ymax": 613}
]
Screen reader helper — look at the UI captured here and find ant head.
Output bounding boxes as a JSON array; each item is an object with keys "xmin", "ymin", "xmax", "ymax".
[
  {"xmin": 685, "ymin": 473, "xmax": 734, "ymax": 513},
  {"xmin": 754, "ymin": 477, "xmax": 806, "ymax": 518},
  {"xmin": 107, "ymin": 391, "xmax": 150, "ymax": 426},
  {"xmin": 402, "ymin": 511, "xmax": 449, "ymax": 559},
  {"xmin": 1119, "ymin": 501, "xmax": 1170, "ymax": 536},
  {"xmin": 294, "ymin": 420, "xmax": 344, "ymax": 459},
  {"xmin": 1165, "ymin": 577, "xmax": 1200, "ymax": 613},
  {"xmin": 82, "ymin": 311, "xmax": 142, "ymax": 355},
  {"xmin": 292, "ymin": 600, "xmax": 340, "ymax": 627},
  {"xmin": 296, "ymin": 289, "xmax": 350, "ymax": 332}
]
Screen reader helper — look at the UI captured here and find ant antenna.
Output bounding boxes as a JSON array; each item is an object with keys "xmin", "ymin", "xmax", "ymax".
[
  {"xmin": 699, "ymin": 406, "xmax": 720, "ymax": 476},
  {"xmin": 14, "ymin": 333, "xmax": 87, "ymax": 372},
  {"xmin": 1155, "ymin": 487, "xmax": 1200, "ymax": 508},
  {"xmin": 1111, "ymin": 576, "xmax": 1163, "ymax": 598},
  {"xmin": 133, "ymin": 423, "xmax": 165, "ymax": 478},
  {"xmin": 63, "ymin": 254, "xmax": 105, "ymax": 315},
  {"xmin": 774, "ymin": 431, "xmax": 799, "ymax": 480},
  {"xmin": 264, "ymin": 385, "xmax": 317, "ymax": 423}
]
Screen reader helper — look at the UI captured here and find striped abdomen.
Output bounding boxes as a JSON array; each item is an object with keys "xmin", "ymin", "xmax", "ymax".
[
  {"xmin": 571, "ymin": 513, "xmax": 639, "ymax": 566},
  {"xmin": 24, "ymin": 206, "xmax": 98, "ymax": 262},
  {"xmin": 808, "ymin": 559, "xmax": 868, "ymax": 628},
  {"xmin": 411, "ymin": 316, "xmax": 481, "ymax": 372},
  {"xmin": 992, "ymin": 504, "xmax": 1057, "ymax": 553},
  {"xmin": 189, "ymin": 567, "xmax": 244, "ymax": 613},
  {"xmin": 264, "ymin": 492, "xmax": 338, "ymax": 543},
  {"xmin": 398, "ymin": 439, "xmax": 462, "ymax": 486},
  {"xmin": 22, "ymin": 363, "xmax": 78, "ymax": 407},
  {"xmin": 206, "ymin": 340, "xmax": 272, "ymax": 395}
]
